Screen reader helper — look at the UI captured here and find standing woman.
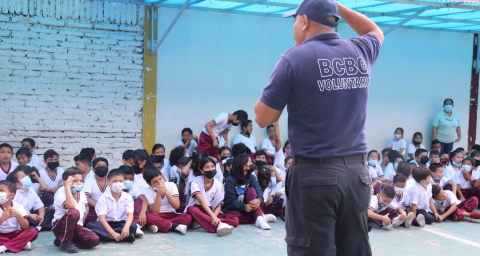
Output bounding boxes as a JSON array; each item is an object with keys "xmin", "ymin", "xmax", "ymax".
[
  {"xmin": 232, "ymin": 120, "xmax": 257, "ymax": 159},
  {"xmin": 432, "ymin": 98, "xmax": 461, "ymax": 153}
]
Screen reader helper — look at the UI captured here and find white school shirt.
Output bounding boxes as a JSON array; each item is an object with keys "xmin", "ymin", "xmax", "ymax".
[
  {"xmin": 134, "ymin": 173, "xmax": 150, "ymax": 194},
  {"xmin": 443, "ymin": 165, "xmax": 458, "ymax": 180},
  {"xmin": 125, "ymin": 184, "xmax": 143, "ymax": 200},
  {"xmin": 52, "ymin": 186, "xmax": 87, "ymax": 226},
  {"xmin": 169, "ymin": 165, "xmax": 179, "ymax": 183},
  {"xmin": 190, "ymin": 178, "xmax": 223, "ymax": 208},
  {"xmin": 83, "ymin": 170, "xmax": 95, "ymax": 182},
  {"xmin": 214, "ymin": 163, "xmax": 224, "ymax": 183},
  {"xmin": 274, "ymin": 149, "xmax": 286, "ymax": 168},
  {"xmin": 202, "ymin": 113, "xmax": 233, "ymax": 138},
  {"xmin": 453, "ymin": 170, "xmax": 473, "ymax": 189},
  {"xmin": 84, "ymin": 177, "xmax": 109, "ymax": 202},
  {"xmin": 218, "ymin": 135, "xmax": 226, "ymax": 147},
  {"xmin": 29, "ymin": 154, "xmax": 43, "ymax": 170},
  {"xmin": 0, "ymin": 201, "xmax": 28, "ymax": 233},
  {"xmin": 232, "ymin": 134, "xmax": 257, "ymax": 153},
  {"xmin": 14, "ymin": 188, "xmax": 44, "ymax": 214},
  {"xmin": 368, "ymin": 194, "xmax": 399, "ymax": 213},
  {"xmin": 39, "ymin": 167, "xmax": 64, "ymax": 189},
  {"xmin": 31, "ymin": 183, "xmax": 40, "ymax": 194},
  {"xmin": 95, "ymin": 190, "xmax": 134, "ymax": 222},
  {"xmin": 375, "ymin": 164, "xmax": 383, "ymax": 177},
  {"xmin": 409, "ymin": 183, "xmax": 432, "ymax": 212},
  {"xmin": 144, "ymin": 182, "xmax": 179, "ymax": 213},
  {"xmin": 388, "ymin": 139, "xmax": 407, "ymax": 153},
  {"xmin": 368, "ymin": 166, "xmax": 378, "ymax": 180},
  {"xmin": 406, "ymin": 177, "xmax": 415, "ymax": 192},
  {"xmin": 433, "ymin": 176, "xmax": 451, "ymax": 189},
  {"xmin": 393, "ymin": 192, "xmax": 409, "ymax": 210},
  {"xmin": 472, "ymin": 167, "xmax": 480, "ymax": 180},
  {"xmin": 176, "ymin": 139, "xmax": 198, "ymax": 156},
  {"xmin": 383, "ymin": 163, "xmax": 395, "ymax": 180},
  {"xmin": 407, "ymin": 143, "xmax": 425, "ymax": 160},
  {"xmin": 261, "ymin": 138, "xmax": 276, "ymax": 155},
  {"xmin": 433, "ymin": 190, "xmax": 460, "ymax": 212},
  {"xmin": 0, "ymin": 161, "xmax": 19, "ymax": 180}
]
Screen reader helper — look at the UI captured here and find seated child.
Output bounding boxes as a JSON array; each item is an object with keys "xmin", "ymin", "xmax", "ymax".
[
  {"xmin": 407, "ymin": 132, "xmax": 425, "ymax": 161},
  {"xmin": 444, "ymin": 150, "xmax": 463, "ymax": 180},
  {"xmin": 0, "ymin": 180, "xmax": 37, "ymax": 253},
  {"xmin": 175, "ymin": 157, "xmax": 193, "ymax": 213},
  {"xmin": 257, "ymin": 165, "xmax": 282, "ymax": 218},
  {"xmin": 22, "ymin": 166, "xmax": 47, "ymax": 194},
  {"xmin": 186, "ymin": 157, "xmax": 239, "ymax": 236},
  {"xmin": 409, "ymin": 166, "xmax": 438, "ymax": 228},
  {"xmin": 177, "ymin": 128, "xmax": 198, "ymax": 156},
  {"xmin": 439, "ymin": 151, "xmax": 450, "ymax": 168},
  {"xmin": 52, "ymin": 167, "xmax": 99, "ymax": 253},
  {"xmin": 150, "ymin": 155, "xmax": 166, "ymax": 180},
  {"xmin": 143, "ymin": 166, "xmax": 191, "ymax": 235},
  {"xmin": 86, "ymin": 169, "xmax": 136, "ymax": 243},
  {"xmin": 133, "ymin": 150, "xmax": 154, "ymax": 193},
  {"xmin": 122, "ymin": 150, "xmax": 135, "ymax": 167},
  {"xmin": 15, "ymin": 148, "xmax": 32, "ymax": 167},
  {"xmin": 392, "ymin": 174, "xmax": 415, "ymax": 227},
  {"xmin": 367, "ymin": 150, "xmax": 382, "ymax": 194},
  {"xmin": 79, "ymin": 148, "xmax": 96, "ymax": 165},
  {"xmin": 367, "ymin": 185, "xmax": 409, "ymax": 230},
  {"xmin": 432, "ymin": 185, "xmax": 480, "ymax": 221},
  {"xmin": 0, "ymin": 143, "xmax": 19, "ymax": 180},
  {"xmin": 381, "ymin": 150, "xmax": 400, "ymax": 182},
  {"xmin": 152, "ymin": 144, "xmax": 171, "ymax": 176},
  {"xmin": 412, "ymin": 149, "xmax": 429, "ymax": 167},
  {"xmin": 380, "ymin": 148, "xmax": 390, "ymax": 172},
  {"xmin": 84, "ymin": 158, "xmax": 109, "ymax": 223},
  {"xmin": 388, "ymin": 127, "xmax": 407, "ymax": 156},
  {"xmin": 169, "ymin": 147, "xmax": 187, "ymax": 183},
  {"xmin": 20, "ymin": 138, "xmax": 42, "ymax": 170},
  {"xmin": 431, "ymin": 140, "xmax": 442, "ymax": 153},
  {"xmin": 74, "ymin": 153, "xmax": 94, "ymax": 182},
  {"xmin": 454, "ymin": 157, "xmax": 480, "ymax": 202},
  {"xmin": 38, "ymin": 149, "xmax": 64, "ymax": 207},
  {"xmin": 118, "ymin": 165, "xmax": 147, "ymax": 237},
  {"xmin": 199, "ymin": 111, "xmax": 248, "ymax": 161},
  {"xmin": 429, "ymin": 151, "xmax": 440, "ymax": 166},
  {"xmin": 396, "ymin": 162, "xmax": 414, "ymax": 191},
  {"xmin": 260, "ymin": 124, "xmax": 277, "ymax": 165},
  {"xmin": 430, "ymin": 163, "xmax": 456, "ymax": 192}
]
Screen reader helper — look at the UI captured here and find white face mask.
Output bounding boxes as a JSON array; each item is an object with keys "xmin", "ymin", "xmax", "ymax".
[
  {"xmin": 0, "ymin": 192, "xmax": 12, "ymax": 204},
  {"xmin": 395, "ymin": 134, "xmax": 402, "ymax": 140},
  {"xmin": 111, "ymin": 182, "xmax": 125, "ymax": 193},
  {"xmin": 394, "ymin": 186, "xmax": 405, "ymax": 195}
]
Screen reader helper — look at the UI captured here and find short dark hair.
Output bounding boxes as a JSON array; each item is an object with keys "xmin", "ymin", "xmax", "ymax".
[
  {"xmin": 412, "ymin": 166, "xmax": 431, "ymax": 183},
  {"xmin": 431, "ymin": 140, "xmax": 441, "ymax": 147},
  {"xmin": 118, "ymin": 165, "xmax": 135, "ymax": 176},
  {"xmin": 283, "ymin": 141, "xmax": 290, "ymax": 152},
  {"xmin": 387, "ymin": 150, "xmax": 400, "ymax": 164},
  {"xmin": 415, "ymin": 149, "xmax": 428, "ymax": 157},
  {"xmin": 231, "ymin": 154, "xmax": 250, "ymax": 184},
  {"xmin": 62, "ymin": 167, "xmax": 82, "ymax": 181},
  {"xmin": 92, "ymin": 157, "xmax": 109, "ymax": 169},
  {"xmin": 219, "ymin": 146, "xmax": 232, "ymax": 156},
  {"xmin": 122, "ymin": 150, "xmax": 134, "ymax": 161},
  {"xmin": 241, "ymin": 120, "xmax": 252, "ymax": 131},
  {"xmin": 177, "ymin": 157, "xmax": 191, "ymax": 168},
  {"xmin": 471, "ymin": 144, "xmax": 480, "ymax": 152},
  {"xmin": 284, "ymin": 155, "xmax": 294, "ymax": 164},
  {"xmin": 232, "ymin": 143, "xmax": 249, "ymax": 157},
  {"xmin": 381, "ymin": 148, "xmax": 390, "ymax": 156},
  {"xmin": 412, "ymin": 132, "xmax": 422, "ymax": 142},
  {"xmin": 0, "ymin": 143, "xmax": 13, "ymax": 153},
  {"xmin": 143, "ymin": 165, "xmax": 161, "ymax": 184},
  {"xmin": 199, "ymin": 157, "xmax": 216, "ymax": 171},
  {"xmin": 257, "ymin": 165, "xmax": 272, "ymax": 192},
  {"xmin": 0, "ymin": 180, "xmax": 16, "ymax": 194},
  {"xmin": 43, "ymin": 149, "xmax": 59, "ymax": 160},
  {"xmin": 181, "ymin": 128, "xmax": 193, "ymax": 135},
  {"xmin": 429, "ymin": 163, "xmax": 443, "ymax": 173},
  {"xmin": 440, "ymin": 151, "xmax": 450, "ymax": 156},
  {"xmin": 74, "ymin": 153, "xmax": 92, "ymax": 167},
  {"xmin": 449, "ymin": 150, "xmax": 464, "ymax": 163},
  {"xmin": 255, "ymin": 150, "xmax": 267, "ymax": 159},
  {"xmin": 152, "ymin": 144, "xmax": 165, "ymax": 154},
  {"xmin": 429, "ymin": 151, "xmax": 440, "ymax": 157},
  {"xmin": 455, "ymin": 147, "xmax": 465, "ymax": 152},
  {"xmin": 463, "ymin": 157, "xmax": 476, "ymax": 167},
  {"xmin": 432, "ymin": 184, "xmax": 442, "ymax": 199},
  {"xmin": 381, "ymin": 185, "xmax": 395, "ymax": 199},
  {"xmin": 367, "ymin": 150, "xmax": 380, "ymax": 160},
  {"xmin": 21, "ymin": 138, "xmax": 35, "ymax": 148},
  {"xmin": 266, "ymin": 124, "xmax": 275, "ymax": 131},
  {"xmin": 396, "ymin": 162, "xmax": 411, "ymax": 177},
  {"xmin": 80, "ymin": 148, "xmax": 95, "ymax": 159},
  {"xmin": 16, "ymin": 147, "xmax": 32, "ymax": 158},
  {"xmin": 393, "ymin": 174, "xmax": 407, "ymax": 184},
  {"xmin": 134, "ymin": 149, "xmax": 151, "ymax": 166},
  {"xmin": 394, "ymin": 127, "xmax": 404, "ymax": 136},
  {"xmin": 444, "ymin": 98, "xmax": 454, "ymax": 105},
  {"xmin": 7, "ymin": 165, "xmax": 31, "ymax": 184},
  {"xmin": 169, "ymin": 147, "xmax": 186, "ymax": 166},
  {"xmin": 107, "ymin": 168, "xmax": 124, "ymax": 180},
  {"xmin": 233, "ymin": 110, "xmax": 248, "ymax": 124}
]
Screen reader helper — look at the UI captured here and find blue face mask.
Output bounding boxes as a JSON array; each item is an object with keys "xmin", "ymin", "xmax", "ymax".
[
  {"xmin": 452, "ymin": 161, "xmax": 462, "ymax": 168},
  {"xmin": 124, "ymin": 180, "xmax": 134, "ymax": 191},
  {"xmin": 394, "ymin": 163, "xmax": 399, "ymax": 171},
  {"xmin": 368, "ymin": 159, "xmax": 378, "ymax": 167},
  {"xmin": 444, "ymin": 105, "xmax": 453, "ymax": 112},
  {"xmin": 422, "ymin": 183, "xmax": 428, "ymax": 188},
  {"xmin": 20, "ymin": 176, "xmax": 32, "ymax": 189},
  {"xmin": 70, "ymin": 185, "xmax": 83, "ymax": 194},
  {"xmin": 463, "ymin": 165, "xmax": 472, "ymax": 172}
]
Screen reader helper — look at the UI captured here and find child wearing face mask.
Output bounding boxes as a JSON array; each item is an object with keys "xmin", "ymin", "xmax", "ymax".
[
  {"xmin": 431, "ymin": 184, "xmax": 480, "ymax": 222},
  {"xmin": 454, "ymin": 158, "xmax": 480, "ymax": 202},
  {"xmin": 412, "ymin": 149, "xmax": 430, "ymax": 168},
  {"xmin": 367, "ymin": 150, "xmax": 383, "ymax": 194},
  {"xmin": 132, "ymin": 150, "xmax": 153, "ymax": 194},
  {"xmin": 118, "ymin": 166, "xmax": 147, "ymax": 237},
  {"xmin": 0, "ymin": 144, "xmax": 19, "ymax": 181},
  {"xmin": 367, "ymin": 185, "xmax": 409, "ymax": 230},
  {"xmin": 186, "ymin": 157, "xmax": 239, "ymax": 236},
  {"xmin": 392, "ymin": 174, "xmax": 415, "ymax": 227},
  {"xmin": 439, "ymin": 151, "xmax": 450, "ymax": 168},
  {"xmin": 52, "ymin": 167, "xmax": 99, "ymax": 253},
  {"xmin": 444, "ymin": 150, "xmax": 464, "ymax": 180},
  {"xmin": 430, "ymin": 163, "xmax": 457, "ymax": 193},
  {"xmin": 38, "ymin": 149, "xmax": 64, "ymax": 208},
  {"xmin": 408, "ymin": 166, "xmax": 438, "ymax": 228},
  {"xmin": 388, "ymin": 128, "xmax": 407, "ymax": 156},
  {"xmin": 86, "ymin": 169, "xmax": 136, "ymax": 243},
  {"xmin": 407, "ymin": 132, "xmax": 426, "ymax": 161},
  {"xmin": 0, "ymin": 180, "xmax": 38, "ymax": 253},
  {"xmin": 152, "ymin": 144, "xmax": 171, "ymax": 178},
  {"xmin": 83, "ymin": 158, "xmax": 109, "ymax": 224}
]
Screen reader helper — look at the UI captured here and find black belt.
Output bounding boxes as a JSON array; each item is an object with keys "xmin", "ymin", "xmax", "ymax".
[{"xmin": 294, "ymin": 154, "xmax": 366, "ymax": 165}]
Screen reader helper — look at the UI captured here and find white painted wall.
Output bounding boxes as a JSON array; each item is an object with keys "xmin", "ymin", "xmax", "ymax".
[
  {"xmin": 0, "ymin": 0, "xmax": 145, "ymax": 168},
  {"xmin": 156, "ymin": 7, "xmax": 475, "ymax": 157}
]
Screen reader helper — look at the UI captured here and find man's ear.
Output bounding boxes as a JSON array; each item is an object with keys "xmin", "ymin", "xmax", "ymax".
[{"xmin": 302, "ymin": 14, "xmax": 309, "ymax": 30}]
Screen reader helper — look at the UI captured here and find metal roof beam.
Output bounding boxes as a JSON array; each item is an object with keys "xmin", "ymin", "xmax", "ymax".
[
  {"xmin": 93, "ymin": 0, "xmax": 153, "ymax": 5},
  {"xmin": 383, "ymin": 9, "xmax": 426, "ymax": 34},
  {"xmin": 360, "ymin": 10, "xmax": 480, "ymax": 25},
  {"xmin": 377, "ymin": 0, "xmax": 480, "ymax": 11},
  {"xmin": 216, "ymin": 0, "xmax": 298, "ymax": 8}
]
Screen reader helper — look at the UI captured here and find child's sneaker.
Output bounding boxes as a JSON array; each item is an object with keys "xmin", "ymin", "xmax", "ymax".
[
  {"xmin": 58, "ymin": 241, "xmax": 79, "ymax": 253},
  {"xmin": 381, "ymin": 223, "xmax": 393, "ymax": 231},
  {"xmin": 35, "ymin": 226, "xmax": 42, "ymax": 232},
  {"xmin": 392, "ymin": 216, "xmax": 405, "ymax": 228},
  {"xmin": 255, "ymin": 216, "xmax": 270, "ymax": 230},
  {"xmin": 24, "ymin": 242, "xmax": 32, "ymax": 251},
  {"xmin": 149, "ymin": 225, "xmax": 158, "ymax": 234},
  {"xmin": 405, "ymin": 212, "xmax": 415, "ymax": 228},
  {"xmin": 416, "ymin": 214, "xmax": 426, "ymax": 228},
  {"xmin": 216, "ymin": 223, "xmax": 233, "ymax": 236},
  {"xmin": 135, "ymin": 225, "xmax": 144, "ymax": 237},
  {"xmin": 191, "ymin": 220, "xmax": 200, "ymax": 229},
  {"xmin": 264, "ymin": 214, "xmax": 276, "ymax": 223},
  {"xmin": 470, "ymin": 212, "xmax": 480, "ymax": 219},
  {"xmin": 175, "ymin": 224, "xmax": 188, "ymax": 235}
]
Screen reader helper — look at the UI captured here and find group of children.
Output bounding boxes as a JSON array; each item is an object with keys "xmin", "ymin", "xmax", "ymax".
[
  {"xmin": 0, "ymin": 110, "xmax": 294, "ymax": 253},
  {"xmin": 367, "ymin": 129, "xmax": 480, "ymax": 230}
]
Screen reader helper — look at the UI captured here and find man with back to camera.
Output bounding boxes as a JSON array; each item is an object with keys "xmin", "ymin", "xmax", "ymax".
[{"xmin": 254, "ymin": 0, "xmax": 383, "ymax": 255}]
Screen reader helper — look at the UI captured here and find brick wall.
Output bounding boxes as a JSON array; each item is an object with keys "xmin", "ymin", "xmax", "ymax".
[{"xmin": 0, "ymin": 0, "xmax": 145, "ymax": 168}]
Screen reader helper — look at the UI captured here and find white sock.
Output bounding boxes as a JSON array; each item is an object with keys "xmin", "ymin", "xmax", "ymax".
[{"xmin": 0, "ymin": 245, "xmax": 7, "ymax": 252}]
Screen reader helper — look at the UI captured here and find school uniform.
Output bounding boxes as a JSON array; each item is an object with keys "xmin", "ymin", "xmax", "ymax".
[
  {"xmin": 432, "ymin": 176, "xmax": 453, "ymax": 191},
  {"xmin": 375, "ymin": 164, "xmax": 383, "ymax": 177},
  {"xmin": 176, "ymin": 139, "xmax": 198, "ymax": 157},
  {"xmin": 51, "ymin": 187, "xmax": 99, "ymax": 249},
  {"xmin": 83, "ymin": 170, "xmax": 95, "ymax": 182},
  {"xmin": 0, "ymin": 161, "xmax": 19, "ymax": 181},
  {"xmin": 83, "ymin": 177, "xmax": 109, "ymax": 223},
  {"xmin": 214, "ymin": 163, "xmax": 225, "ymax": 184},
  {"xmin": 409, "ymin": 183, "xmax": 435, "ymax": 225},
  {"xmin": 454, "ymin": 170, "xmax": 480, "ymax": 201},
  {"xmin": 233, "ymin": 133, "xmax": 257, "ymax": 153},
  {"xmin": 393, "ymin": 192, "xmax": 409, "ymax": 210},
  {"xmin": 261, "ymin": 181, "xmax": 284, "ymax": 216},
  {"xmin": 124, "ymin": 184, "xmax": 144, "ymax": 224},
  {"xmin": 223, "ymin": 174, "xmax": 264, "ymax": 225},
  {"xmin": 160, "ymin": 164, "xmax": 171, "ymax": 185},
  {"xmin": 169, "ymin": 165, "xmax": 179, "ymax": 184},
  {"xmin": 144, "ymin": 182, "xmax": 192, "ymax": 233},
  {"xmin": 199, "ymin": 113, "xmax": 233, "ymax": 161},
  {"xmin": 434, "ymin": 190, "xmax": 478, "ymax": 221},
  {"xmin": 273, "ymin": 148, "xmax": 286, "ymax": 169},
  {"xmin": 86, "ymin": 190, "xmax": 137, "ymax": 242},
  {"xmin": 443, "ymin": 165, "xmax": 458, "ymax": 180},
  {"xmin": 38, "ymin": 167, "xmax": 64, "ymax": 207},
  {"xmin": 186, "ymin": 176, "xmax": 238, "ymax": 233},
  {"xmin": 388, "ymin": 139, "xmax": 407, "ymax": 155},
  {"xmin": 368, "ymin": 194, "xmax": 403, "ymax": 228},
  {"xmin": 0, "ymin": 201, "xmax": 38, "ymax": 253},
  {"xmin": 261, "ymin": 138, "xmax": 275, "ymax": 165},
  {"xmin": 405, "ymin": 177, "xmax": 415, "ymax": 191},
  {"xmin": 134, "ymin": 174, "xmax": 150, "ymax": 194},
  {"xmin": 407, "ymin": 143, "xmax": 425, "ymax": 160},
  {"xmin": 29, "ymin": 154, "xmax": 43, "ymax": 171},
  {"xmin": 178, "ymin": 168, "xmax": 195, "ymax": 213},
  {"xmin": 14, "ymin": 188, "xmax": 53, "ymax": 229},
  {"xmin": 383, "ymin": 163, "xmax": 395, "ymax": 180}
]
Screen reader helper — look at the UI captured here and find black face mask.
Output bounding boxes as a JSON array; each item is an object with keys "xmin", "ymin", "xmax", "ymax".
[
  {"xmin": 245, "ymin": 131, "xmax": 250, "ymax": 136},
  {"xmin": 95, "ymin": 167, "xmax": 108, "ymax": 178},
  {"xmin": 255, "ymin": 161, "xmax": 266, "ymax": 168},
  {"xmin": 412, "ymin": 141, "xmax": 421, "ymax": 146},
  {"xmin": 204, "ymin": 170, "xmax": 217, "ymax": 179},
  {"xmin": 475, "ymin": 159, "xmax": 480, "ymax": 167},
  {"xmin": 132, "ymin": 164, "xmax": 142, "ymax": 174},
  {"xmin": 47, "ymin": 161, "xmax": 59, "ymax": 170},
  {"xmin": 420, "ymin": 156, "xmax": 430, "ymax": 165},
  {"xmin": 247, "ymin": 164, "xmax": 257, "ymax": 175},
  {"xmin": 232, "ymin": 122, "xmax": 240, "ymax": 127}
]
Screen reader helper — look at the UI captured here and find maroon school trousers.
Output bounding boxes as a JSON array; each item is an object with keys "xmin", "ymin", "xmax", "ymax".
[
  {"xmin": 133, "ymin": 198, "xmax": 143, "ymax": 224},
  {"xmin": 0, "ymin": 228, "xmax": 37, "ymax": 253},
  {"xmin": 261, "ymin": 201, "xmax": 285, "ymax": 216},
  {"xmin": 447, "ymin": 197, "xmax": 479, "ymax": 221},
  {"xmin": 187, "ymin": 205, "xmax": 239, "ymax": 233},
  {"xmin": 198, "ymin": 132, "xmax": 220, "ymax": 161},
  {"xmin": 41, "ymin": 191, "xmax": 54, "ymax": 207},
  {"xmin": 52, "ymin": 209, "xmax": 99, "ymax": 249},
  {"xmin": 368, "ymin": 208, "xmax": 399, "ymax": 227},
  {"xmin": 225, "ymin": 188, "xmax": 263, "ymax": 224},
  {"xmin": 461, "ymin": 187, "xmax": 480, "ymax": 202},
  {"xmin": 146, "ymin": 212, "xmax": 193, "ymax": 233}
]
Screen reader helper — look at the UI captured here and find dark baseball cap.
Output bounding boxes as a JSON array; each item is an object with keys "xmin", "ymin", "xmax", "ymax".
[{"xmin": 283, "ymin": 0, "xmax": 339, "ymax": 28}]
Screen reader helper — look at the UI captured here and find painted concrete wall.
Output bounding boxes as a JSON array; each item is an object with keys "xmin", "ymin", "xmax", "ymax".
[{"xmin": 156, "ymin": 7, "xmax": 474, "ymax": 157}]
